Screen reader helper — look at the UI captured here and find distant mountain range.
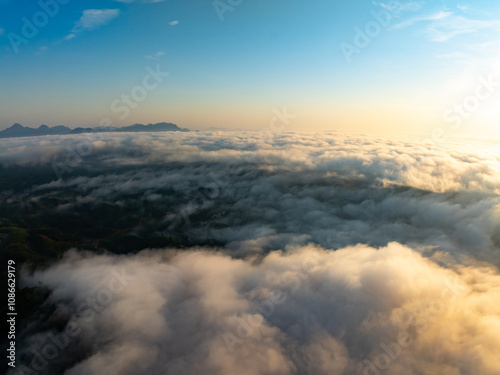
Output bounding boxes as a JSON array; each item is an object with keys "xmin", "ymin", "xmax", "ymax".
[{"xmin": 0, "ymin": 122, "xmax": 189, "ymax": 138}]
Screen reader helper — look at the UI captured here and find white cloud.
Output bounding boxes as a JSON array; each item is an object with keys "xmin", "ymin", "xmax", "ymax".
[
  {"xmin": 145, "ymin": 51, "xmax": 165, "ymax": 59},
  {"xmin": 71, "ymin": 9, "xmax": 121, "ymax": 34},
  {"xmin": 169, "ymin": 20, "xmax": 179, "ymax": 26},
  {"xmin": 426, "ymin": 14, "xmax": 500, "ymax": 42},
  {"xmin": 393, "ymin": 11, "xmax": 453, "ymax": 30},
  {"xmin": 397, "ymin": 1, "xmax": 424, "ymax": 12},
  {"xmin": 393, "ymin": 10, "xmax": 500, "ymax": 42},
  {"xmin": 375, "ymin": 0, "xmax": 424, "ymax": 15}
]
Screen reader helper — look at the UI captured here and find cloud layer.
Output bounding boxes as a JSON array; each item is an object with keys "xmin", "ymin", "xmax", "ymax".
[
  {"xmin": 2, "ymin": 131, "xmax": 500, "ymax": 374},
  {"xmin": 2, "ymin": 132, "xmax": 500, "ymax": 263}
]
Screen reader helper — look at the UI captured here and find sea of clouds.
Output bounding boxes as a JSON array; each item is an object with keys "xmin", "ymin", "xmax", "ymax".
[{"xmin": 2, "ymin": 131, "xmax": 500, "ymax": 375}]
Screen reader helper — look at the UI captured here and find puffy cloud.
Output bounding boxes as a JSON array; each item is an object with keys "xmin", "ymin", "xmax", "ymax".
[{"xmin": 15, "ymin": 243, "xmax": 500, "ymax": 375}]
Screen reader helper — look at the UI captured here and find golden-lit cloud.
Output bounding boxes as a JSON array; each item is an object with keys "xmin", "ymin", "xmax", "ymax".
[{"xmin": 19, "ymin": 243, "xmax": 500, "ymax": 375}]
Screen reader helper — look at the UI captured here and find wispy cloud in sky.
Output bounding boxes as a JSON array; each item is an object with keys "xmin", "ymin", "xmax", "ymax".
[
  {"xmin": 374, "ymin": 1, "xmax": 424, "ymax": 15},
  {"xmin": 393, "ymin": 10, "xmax": 452, "ymax": 30},
  {"xmin": 397, "ymin": 1, "xmax": 424, "ymax": 12},
  {"xmin": 145, "ymin": 51, "xmax": 165, "ymax": 59},
  {"xmin": 394, "ymin": 10, "xmax": 500, "ymax": 42},
  {"xmin": 67, "ymin": 9, "xmax": 121, "ymax": 39}
]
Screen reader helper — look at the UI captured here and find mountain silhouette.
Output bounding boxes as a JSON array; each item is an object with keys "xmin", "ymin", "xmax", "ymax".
[{"xmin": 0, "ymin": 122, "xmax": 189, "ymax": 138}]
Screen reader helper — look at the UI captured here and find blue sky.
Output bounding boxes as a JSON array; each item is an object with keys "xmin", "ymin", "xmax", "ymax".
[{"xmin": 1, "ymin": 0, "xmax": 500, "ymax": 136}]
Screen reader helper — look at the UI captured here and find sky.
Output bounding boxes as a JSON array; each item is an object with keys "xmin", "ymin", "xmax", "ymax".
[{"xmin": 1, "ymin": 0, "xmax": 500, "ymax": 137}]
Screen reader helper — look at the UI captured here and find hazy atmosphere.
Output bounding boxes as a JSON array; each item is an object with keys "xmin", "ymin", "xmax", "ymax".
[{"xmin": 1, "ymin": 1, "xmax": 500, "ymax": 375}]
